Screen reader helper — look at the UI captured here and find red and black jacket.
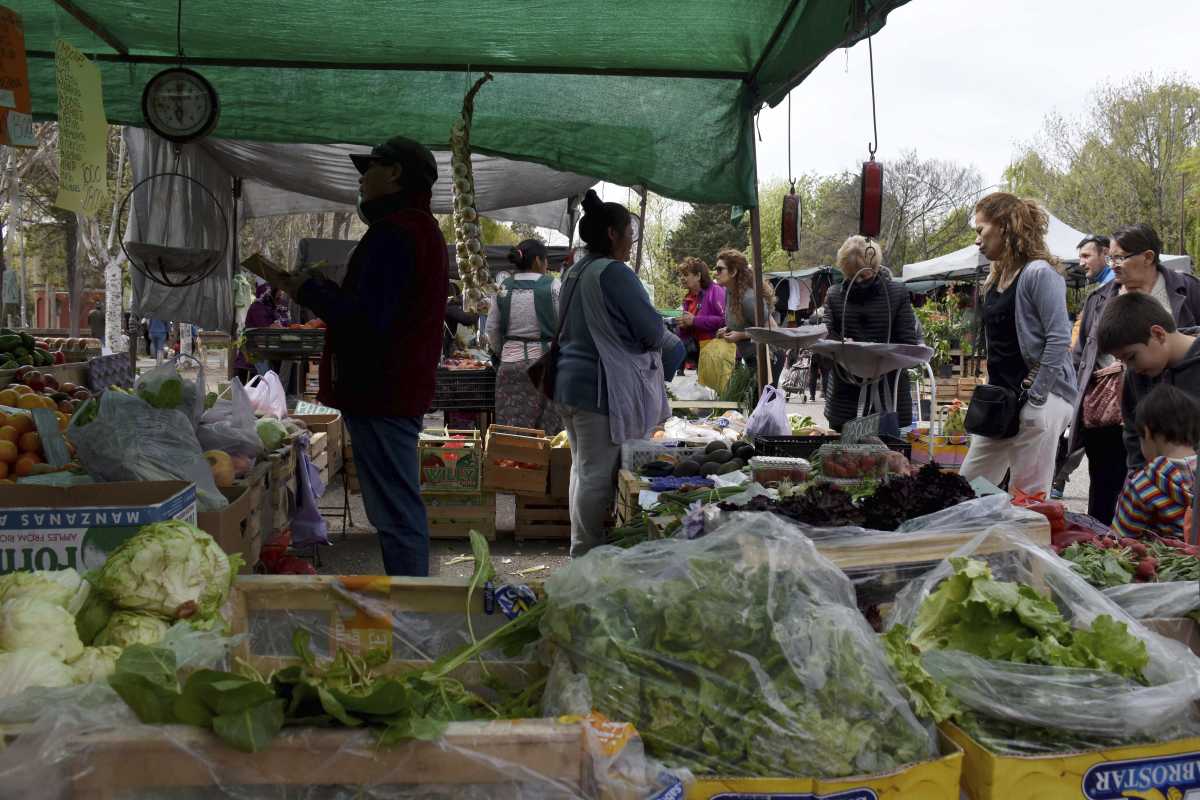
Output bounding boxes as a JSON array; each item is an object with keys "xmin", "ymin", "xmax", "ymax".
[{"xmin": 297, "ymin": 189, "xmax": 448, "ymax": 417}]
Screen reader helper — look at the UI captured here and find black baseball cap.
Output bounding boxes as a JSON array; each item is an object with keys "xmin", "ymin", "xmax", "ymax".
[{"xmin": 349, "ymin": 136, "xmax": 439, "ymax": 189}]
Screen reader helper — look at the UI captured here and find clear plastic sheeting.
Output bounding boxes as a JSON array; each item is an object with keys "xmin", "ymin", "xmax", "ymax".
[
  {"xmin": 540, "ymin": 512, "xmax": 937, "ymax": 778},
  {"xmin": 0, "ymin": 714, "xmax": 684, "ymax": 799},
  {"xmin": 1103, "ymin": 581, "xmax": 1200, "ymax": 619},
  {"xmin": 888, "ymin": 526, "xmax": 1200, "ymax": 752}
]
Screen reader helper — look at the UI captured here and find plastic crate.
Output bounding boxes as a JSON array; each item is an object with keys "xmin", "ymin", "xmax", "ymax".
[
  {"xmin": 244, "ymin": 327, "xmax": 325, "ymax": 355},
  {"xmin": 753, "ymin": 434, "xmax": 912, "ymax": 460},
  {"xmin": 431, "ymin": 367, "xmax": 496, "ymax": 411},
  {"xmin": 619, "ymin": 439, "xmax": 710, "ymax": 472}
]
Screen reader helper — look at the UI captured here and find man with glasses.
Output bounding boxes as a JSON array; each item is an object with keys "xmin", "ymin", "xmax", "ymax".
[{"xmin": 1052, "ymin": 235, "xmax": 1113, "ymax": 498}]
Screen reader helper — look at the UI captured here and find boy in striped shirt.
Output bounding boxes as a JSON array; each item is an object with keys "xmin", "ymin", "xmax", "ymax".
[{"xmin": 1111, "ymin": 384, "xmax": 1198, "ymax": 539}]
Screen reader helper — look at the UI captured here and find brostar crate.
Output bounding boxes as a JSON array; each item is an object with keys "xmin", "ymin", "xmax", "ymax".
[
  {"xmin": 944, "ymin": 723, "xmax": 1200, "ymax": 800},
  {"xmin": 482, "ymin": 425, "xmax": 550, "ymax": 496},
  {"xmin": 689, "ymin": 733, "xmax": 963, "ymax": 799},
  {"xmin": 515, "ymin": 496, "xmax": 571, "ymax": 541},
  {"xmin": 424, "ymin": 491, "xmax": 496, "ymax": 540},
  {"xmin": 418, "ymin": 428, "xmax": 482, "ymax": 494}
]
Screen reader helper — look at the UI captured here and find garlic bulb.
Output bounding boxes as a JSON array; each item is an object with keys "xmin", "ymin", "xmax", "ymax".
[{"xmin": 448, "ymin": 73, "xmax": 496, "ymax": 313}]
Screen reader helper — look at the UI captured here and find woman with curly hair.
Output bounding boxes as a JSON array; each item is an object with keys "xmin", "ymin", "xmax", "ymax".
[
  {"xmin": 676, "ymin": 257, "xmax": 726, "ymax": 373},
  {"xmin": 959, "ymin": 193, "xmax": 1077, "ymax": 496},
  {"xmin": 714, "ymin": 248, "xmax": 774, "ymax": 368}
]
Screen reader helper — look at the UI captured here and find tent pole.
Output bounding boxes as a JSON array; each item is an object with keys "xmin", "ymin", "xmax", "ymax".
[
  {"xmin": 228, "ymin": 177, "xmax": 241, "ymax": 381},
  {"xmin": 749, "ymin": 128, "xmax": 768, "ymax": 391},
  {"xmin": 633, "ymin": 186, "xmax": 647, "ymax": 275}
]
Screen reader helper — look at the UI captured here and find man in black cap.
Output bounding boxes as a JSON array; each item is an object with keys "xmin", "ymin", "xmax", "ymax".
[{"xmin": 285, "ymin": 135, "xmax": 449, "ymax": 576}]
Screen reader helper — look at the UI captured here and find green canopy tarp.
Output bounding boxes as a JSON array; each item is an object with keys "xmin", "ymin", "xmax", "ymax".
[{"xmin": 11, "ymin": 0, "xmax": 910, "ymax": 205}]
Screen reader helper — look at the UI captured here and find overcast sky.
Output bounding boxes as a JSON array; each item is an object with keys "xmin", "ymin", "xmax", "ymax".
[
  {"xmin": 585, "ymin": 0, "xmax": 1199, "ymax": 240},
  {"xmin": 755, "ymin": 0, "xmax": 1200, "ymax": 186}
]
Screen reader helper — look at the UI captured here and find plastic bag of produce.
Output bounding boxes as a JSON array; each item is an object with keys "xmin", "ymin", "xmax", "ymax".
[
  {"xmin": 244, "ymin": 370, "xmax": 287, "ymax": 418},
  {"xmin": 887, "ymin": 526, "xmax": 1200, "ymax": 754},
  {"xmin": 540, "ymin": 511, "xmax": 936, "ymax": 778},
  {"xmin": 744, "ymin": 384, "xmax": 790, "ymax": 437},
  {"xmin": 197, "ymin": 377, "xmax": 262, "ymax": 460},
  {"xmin": 67, "ymin": 390, "xmax": 228, "ymax": 511},
  {"xmin": 289, "ymin": 437, "xmax": 329, "ymax": 547},
  {"xmin": 133, "ymin": 356, "xmax": 205, "ymax": 428},
  {"xmin": 1103, "ymin": 581, "xmax": 1200, "ymax": 619},
  {"xmin": 697, "ymin": 337, "xmax": 735, "ymax": 393}
]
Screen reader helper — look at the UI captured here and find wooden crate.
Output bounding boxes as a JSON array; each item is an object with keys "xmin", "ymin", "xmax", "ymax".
[
  {"xmin": 227, "ymin": 574, "xmax": 535, "ymax": 677},
  {"xmin": 52, "ymin": 720, "xmax": 590, "ymax": 798},
  {"xmin": 515, "ymin": 497, "xmax": 571, "ymax": 541},
  {"xmin": 424, "ymin": 491, "xmax": 496, "ymax": 540},
  {"xmin": 548, "ymin": 447, "xmax": 571, "ymax": 500},
  {"xmin": 615, "ymin": 469, "xmax": 646, "ymax": 526},
  {"xmin": 418, "ymin": 428, "xmax": 482, "ymax": 493},
  {"xmin": 482, "ymin": 425, "xmax": 550, "ymax": 496}
]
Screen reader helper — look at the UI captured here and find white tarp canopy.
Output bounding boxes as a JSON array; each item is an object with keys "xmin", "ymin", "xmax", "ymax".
[
  {"xmin": 901, "ymin": 212, "xmax": 1192, "ymax": 283},
  {"xmin": 124, "ymin": 127, "xmax": 596, "ymax": 330}
]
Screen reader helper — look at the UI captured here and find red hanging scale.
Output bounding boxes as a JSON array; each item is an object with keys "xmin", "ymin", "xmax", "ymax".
[{"xmin": 858, "ymin": 35, "xmax": 883, "ymax": 239}]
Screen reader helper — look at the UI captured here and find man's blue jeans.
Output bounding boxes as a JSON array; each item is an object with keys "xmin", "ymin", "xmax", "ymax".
[
  {"xmin": 662, "ymin": 334, "xmax": 686, "ymax": 379},
  {"xmin": 342, "ymin": 414, "xmax": 429, "ymax": 576}
]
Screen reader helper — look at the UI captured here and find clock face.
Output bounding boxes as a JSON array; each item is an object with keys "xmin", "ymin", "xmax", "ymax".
[{"xmin": 141, "ymin": 68, "xmax": 220, "ymax": 143}]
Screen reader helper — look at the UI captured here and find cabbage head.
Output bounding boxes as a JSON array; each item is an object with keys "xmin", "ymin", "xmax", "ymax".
[
  {"xmin": 69, "ymin": 645, "xmax": 123, "ymax": 684},
  {"xmin": 257, "ymin": 418, "xmax": 288, "ymax": 452},
  {"xmin": 0, "ymin": 649, "xmax": 74, "ymax": 698},
  {"xmin": 95, "ymin": 519, "xmax": 233, "ymax": 621},
  {"xmin": 0, "ymin": 597, "xmax": 84, "ymax": 662},
  {"xmin": 94, "ymin": 610, "xmax": 170, "ymax": 648},
  {"xmin": 0, "ymin": 568, "xmax": 84, "ymax": 609}
]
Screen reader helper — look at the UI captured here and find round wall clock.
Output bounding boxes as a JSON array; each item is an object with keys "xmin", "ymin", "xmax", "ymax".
[{"xmin": 141, "ymin": 67, "xmax": 220, "ymax": 143}]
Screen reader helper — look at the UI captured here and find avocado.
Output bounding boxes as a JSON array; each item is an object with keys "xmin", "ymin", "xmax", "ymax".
[
  {"xmin": 726, "ymin": 458, "xmax": 745, "ymax": 471},
  {"xmin": 640, "ymin": 460, "xmax": 674, "ymax": 477},
  {"xmin": 704, "ymin": 440, "xmax": 729, "ymax": 455},
  {"xmin": 733, "ymin": 443, "xmax": 756, "ymax": 460},
  {"xmin": 672, "ymin": 460, "xmax": 701, "ymax": 477},
  {"xmin": 700, "ymin": 461, "xmax": 723, "ymax": 476},
  {"xmin": 708, "ymin": 448, "xmax": 733, "ymax": 464},
  {"xmin": 716, "ymin": 461, "xmax": 742, "ymax": 475}
]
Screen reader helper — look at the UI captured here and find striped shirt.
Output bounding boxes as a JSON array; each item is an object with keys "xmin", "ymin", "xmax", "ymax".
[{"xmin": 1112, "ymin": 456, "xmax": 1196, "ymax": 539}]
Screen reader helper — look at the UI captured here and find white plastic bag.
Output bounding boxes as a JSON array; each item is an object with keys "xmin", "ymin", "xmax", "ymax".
[
  {"xmin": 744, "ymin": 384, "xmax": 789, "ymax": 437},
  {"xmin": 244, "ymin": 371, "xmax": 287, "ymax": 418},
  {"xmin": 197, "ymin": 378, "xmax": 263, "ymax": 460}
]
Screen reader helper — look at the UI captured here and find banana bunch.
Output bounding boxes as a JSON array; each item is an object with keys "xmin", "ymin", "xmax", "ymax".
[{"xmin": 450, "ymin": 73, "xmax": 494, "ymax": 314}]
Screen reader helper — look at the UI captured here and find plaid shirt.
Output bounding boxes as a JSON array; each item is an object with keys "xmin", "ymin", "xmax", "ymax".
[{"xmin": 1112, "ymin": 455, "xmax": 1197, "ymax": 539}]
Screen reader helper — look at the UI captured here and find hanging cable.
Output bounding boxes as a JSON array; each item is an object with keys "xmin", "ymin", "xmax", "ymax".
[
  {"xmin": 786, "ymin": 93, "xmax": 792, "ymax": 184},
  {"xmin": 866, "ymin": 34, "xmax": 878, "ymax": 158}
]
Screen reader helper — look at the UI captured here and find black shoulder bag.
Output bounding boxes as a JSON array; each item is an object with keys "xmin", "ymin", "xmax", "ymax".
[{"xmin": 527, "ymin": 257, "xmax": 594, "ymax": 400}]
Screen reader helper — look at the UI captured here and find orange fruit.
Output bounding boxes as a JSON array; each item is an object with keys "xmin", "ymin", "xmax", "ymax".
[
  {"xmin": 41, "ymin": 395, "xmax": 56, "ymax": 410},
  {"xmin": 16, "ymin": 394, "xmax": 42, "ymax": 411},
  {"xmin": 0, "ymin": 389, "xmax": 16, "ymax": 406},
  {"xmin": 0, "ymin": 426, "xmax": 17, "ymax": 445},
  {"xmin": 6, "ymin": 415, "xmax": 33, "ymax": 436},
  {"xmin": 11, "ymin": 385, "xmax": 31, "ymax": 396},
  {"xmin": 0, "ymin": 441, "xmax": 16, "ymax": 464},
  {"xmin": 18, "ymin": 432, "xmax": 40, "ymax": 454},
  {"xmin": 14, "ymin": 453, "xmax": 41, "ymax": 477}
]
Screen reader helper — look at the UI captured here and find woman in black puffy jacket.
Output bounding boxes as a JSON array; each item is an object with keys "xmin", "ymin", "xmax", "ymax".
[{"xmin": 821, "ymin": 235, "xmax": 920, "ymax": 432}]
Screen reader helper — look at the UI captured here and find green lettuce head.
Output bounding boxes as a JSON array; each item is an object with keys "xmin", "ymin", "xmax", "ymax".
[
  {"xmin": 256, "ymin": 418, "xmax": 288, "ymax": 452},
  {"xmin": 69, "ymin": 645, "xmax": 123, "ymax": 684},
  {"xmin": 0, "ymin": 568, "xmax": 88, "ymax": 612},
  {"xmin": 0, "ymin": 597, "xmax": 84, "ymax": 662},
  {"xmin": 0, "ymin": 649, "xmax": 74, "ymax": 699},
  {"xmin": 94, "ymin": 611, "xmax": 170, "ymax": 648},
  {"xmin": 95, "ymin": 520, "xmax": 234, "ymax": 621}
]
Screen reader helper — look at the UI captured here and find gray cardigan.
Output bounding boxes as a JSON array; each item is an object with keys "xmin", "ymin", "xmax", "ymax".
[{"xmin": 1011, "ymin": 260, "xmax": 1077, "ymax": 406}]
